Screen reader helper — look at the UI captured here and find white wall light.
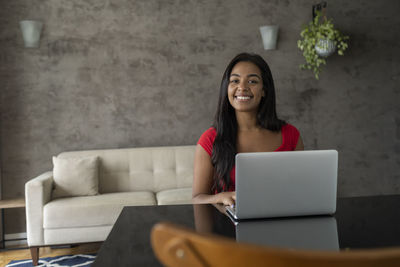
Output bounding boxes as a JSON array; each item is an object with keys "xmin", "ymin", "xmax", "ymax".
[
  {"xmin": 20, "ymin": 20, "xmax": 43, "ymax": 48},
  {"xmin": 259, "ymin": 25, "xmax": 279, "ymax": 50}
]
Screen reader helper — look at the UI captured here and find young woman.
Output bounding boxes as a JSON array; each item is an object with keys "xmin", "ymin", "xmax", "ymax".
[{"xmin": 192, "ymin": 53, "xmax": 304, "ymax": 205}]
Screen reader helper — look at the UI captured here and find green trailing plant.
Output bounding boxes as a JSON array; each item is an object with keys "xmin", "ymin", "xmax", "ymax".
[{"xmin": 297, "ymin": 10, "xmax": 349, "ymax": 79}]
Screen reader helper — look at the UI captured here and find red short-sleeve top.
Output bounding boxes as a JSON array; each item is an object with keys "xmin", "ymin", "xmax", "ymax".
[{"xmin": 197, "ymin": 124, "xmax": 300, "ymax": 192}]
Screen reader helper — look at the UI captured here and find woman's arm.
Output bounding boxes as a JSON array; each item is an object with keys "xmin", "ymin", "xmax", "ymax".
[{"xmin": 192, "ymin": 144, "xmax": 236, "ymax": 205}]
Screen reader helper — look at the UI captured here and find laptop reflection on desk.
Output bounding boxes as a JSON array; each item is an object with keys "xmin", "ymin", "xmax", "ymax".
[{"xmin": 235, "ymin": 216, "xmax": 339, "ymax": 251}]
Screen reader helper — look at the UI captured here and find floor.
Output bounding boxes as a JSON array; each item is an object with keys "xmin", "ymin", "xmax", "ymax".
[{"xmin": 0, "ymin": 242, "xmax": 102, "ymax": 266}]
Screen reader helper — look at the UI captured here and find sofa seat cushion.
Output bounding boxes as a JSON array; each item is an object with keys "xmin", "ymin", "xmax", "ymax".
[
  {"xmin": 44, "ymin": 192, "xmax": 156, "ymax": 229},
  {"xmin": 156, "ymin": 187, "xmax": 192, "ymax": 205}
]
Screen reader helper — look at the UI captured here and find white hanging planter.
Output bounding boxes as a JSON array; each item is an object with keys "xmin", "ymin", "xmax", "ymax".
[
  {"xmin": 259, "ymin": 25, "xmax": 279, "ymax": 50},
  {"xmin": 20, "ymin": 20, "xmax": 43, "ymax": 48},
  {"xmin": 315, "ymin": 38, "xmax": 336, "ymax": 57}
]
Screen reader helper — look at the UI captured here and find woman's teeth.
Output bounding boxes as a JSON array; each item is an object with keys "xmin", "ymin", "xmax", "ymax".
[{"xmin": 236, "ymin": 96, "xmax": 251, "ymax": 100}]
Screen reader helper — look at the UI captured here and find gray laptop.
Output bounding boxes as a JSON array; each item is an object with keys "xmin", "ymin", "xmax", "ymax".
[{"xmin": 226, "ymin": 150, "xmax": 338, "ymax": 220}]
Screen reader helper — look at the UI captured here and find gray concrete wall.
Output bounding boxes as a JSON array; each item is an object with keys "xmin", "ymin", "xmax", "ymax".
[{"xmin": 1, "ymin": 0, "xmax": 399, "ymax": 234}]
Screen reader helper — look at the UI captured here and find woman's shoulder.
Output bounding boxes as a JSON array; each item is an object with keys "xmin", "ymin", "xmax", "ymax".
[
  {"xmin": 202, "ymin": 127, "xmax": 217, "ymax": 137},
  {"xmin": 282, "ymin": 123, "xmax": 299, "ymax": 134},
  {"xmin": 197, "ymin": 127, "xmax": 217, "ymax": 156},
  {"xmin": 281, "ymin": 123, "xmax": 300, "ymax": 150}
]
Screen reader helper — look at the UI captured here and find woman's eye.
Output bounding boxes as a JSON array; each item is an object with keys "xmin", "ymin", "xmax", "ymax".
[
  {"xmin": 230, "ymin": 79, "xmax": 239, "ymax": 84},
  {"xmin": 249, "ymin": 80, "xmax": 259, "ymax": 84}
]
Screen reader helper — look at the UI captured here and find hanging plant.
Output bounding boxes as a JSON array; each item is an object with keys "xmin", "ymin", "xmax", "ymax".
[{"xmin": 297, "ymin": 10, "xmax": 349, "ymax": 79}]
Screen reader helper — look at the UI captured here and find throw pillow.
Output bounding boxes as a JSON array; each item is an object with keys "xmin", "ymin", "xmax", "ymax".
[{"xmin": 52, "ymin": 156, "xmax": 99, "ymax": 198}]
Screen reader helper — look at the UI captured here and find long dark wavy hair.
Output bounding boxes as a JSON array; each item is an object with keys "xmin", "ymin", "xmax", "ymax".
[{"xmin": 211, "ymin": 52, "xmax": 286, "ymax": 192}]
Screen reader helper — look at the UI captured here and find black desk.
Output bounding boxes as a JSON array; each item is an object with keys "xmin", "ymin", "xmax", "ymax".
[{"xmin": 93, "ymin": 195, "xmax": 400, "ymax": 267}]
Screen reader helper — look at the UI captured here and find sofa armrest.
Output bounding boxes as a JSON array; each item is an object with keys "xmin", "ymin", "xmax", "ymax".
[{"xmin": 25, "ymin": 171, "xmax": 54, "ymax": 246}]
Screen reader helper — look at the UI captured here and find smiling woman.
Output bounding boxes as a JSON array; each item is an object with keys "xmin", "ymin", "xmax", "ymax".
[{"xmin": 192, "ymin": 53, "xmax": 304, "ymax": 206}]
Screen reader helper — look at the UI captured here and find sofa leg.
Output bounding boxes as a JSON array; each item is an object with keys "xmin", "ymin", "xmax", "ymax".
[{"xmin": 30, "ymin": 247, "xmax": 39, "ymax": 266}]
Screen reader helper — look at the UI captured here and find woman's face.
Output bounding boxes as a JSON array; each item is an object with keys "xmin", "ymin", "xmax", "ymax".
[{"xmin": 227, "ymin": 61, "xmax": 264, "ymax": 113}]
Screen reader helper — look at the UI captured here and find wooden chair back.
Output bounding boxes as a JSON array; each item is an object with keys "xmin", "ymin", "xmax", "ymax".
[{"xmin": 151, "ymin": 221, "xmax": 400, "ymax": 267}]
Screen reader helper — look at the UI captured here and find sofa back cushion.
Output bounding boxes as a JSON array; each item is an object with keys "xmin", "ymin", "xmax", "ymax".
[
  {"xmin": 57, "ymin": 145, "xmax": 195, "ymax": 193},
  {"xmin": 129, "ymin": 146, "xmax": 194, "ymax": 192}
]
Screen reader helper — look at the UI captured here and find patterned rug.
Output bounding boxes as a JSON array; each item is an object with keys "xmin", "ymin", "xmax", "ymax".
[{"xmin": 6, "ymin": 254, "xmax": 96, "ymax": 267}]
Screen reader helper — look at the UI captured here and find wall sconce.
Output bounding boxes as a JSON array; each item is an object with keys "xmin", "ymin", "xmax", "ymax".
[
  {"xmin": 259, "ymin": 25, "xmax": 279, "ymax": 50},
  {"xmin": 20, "ymin": 20, "xmax": 43, "ymax": 48}
]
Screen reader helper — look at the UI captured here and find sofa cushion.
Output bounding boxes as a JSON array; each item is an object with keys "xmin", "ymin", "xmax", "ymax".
[
  {"xmin": 156, "ymin": 188, "xmax": 193, "ymax": 205},
  {"xmin": 52, "ymin": 156, "xmax": 99, "ymax": 198},
  {"xmin": 43, "ymin": 192, "xmax": 156, "ymax": 229},
  {"xmin": 129, "ymin": 146, "xmax": 194, "ymax": 192}
]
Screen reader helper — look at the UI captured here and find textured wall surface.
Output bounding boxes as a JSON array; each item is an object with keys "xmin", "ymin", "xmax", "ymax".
[{"xmin": 0, "ymin": 0, "xmax": 399, "ymax": 234}]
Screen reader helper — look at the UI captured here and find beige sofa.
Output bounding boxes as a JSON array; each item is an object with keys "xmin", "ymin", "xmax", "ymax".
[{"xmin": 25, "ymin": 145, "xmax": 195, "ymax": 264}]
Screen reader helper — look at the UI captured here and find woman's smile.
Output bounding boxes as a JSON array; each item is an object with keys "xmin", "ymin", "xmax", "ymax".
[{"xmin": 235, "ymin": 95, "xmax": 253, "ymax": 101}]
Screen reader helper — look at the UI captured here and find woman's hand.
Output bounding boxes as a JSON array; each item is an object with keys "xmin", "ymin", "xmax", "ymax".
[{"xmin": 216, "ymin": 191, "xmax": 236, "ymax": 206}]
